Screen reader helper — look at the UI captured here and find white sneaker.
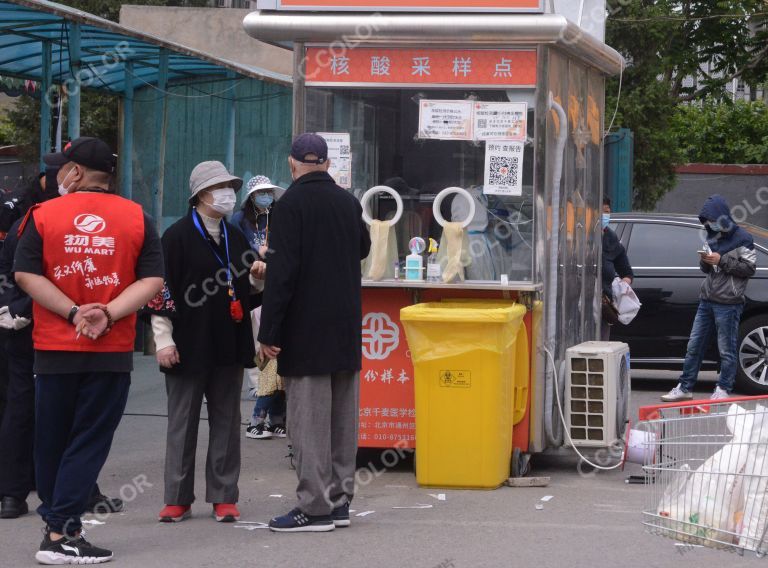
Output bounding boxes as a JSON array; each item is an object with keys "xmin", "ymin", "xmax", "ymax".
[
  {"xmin": 710, "ymin": 386, "xmax": 730, "ymax": 400},
  {"xmin": 661, "ymin": 384, "xmax": 693, "ymax": 402}
]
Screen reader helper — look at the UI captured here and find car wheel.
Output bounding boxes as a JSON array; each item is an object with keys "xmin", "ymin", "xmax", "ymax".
[{"xmin": 736, "ymin": 314, "xmax": 768, "ymax": 394}]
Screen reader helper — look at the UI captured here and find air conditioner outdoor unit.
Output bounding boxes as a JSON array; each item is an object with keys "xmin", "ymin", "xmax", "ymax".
[{"xmin": 565, "ymin": 341, "xmax": 630, "ymax": 448}]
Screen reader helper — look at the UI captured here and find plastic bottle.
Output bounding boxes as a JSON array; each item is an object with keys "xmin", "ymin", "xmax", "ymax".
[{"xmin": 426, "ymin": 238, "xmax": 441, "ymax": 283}]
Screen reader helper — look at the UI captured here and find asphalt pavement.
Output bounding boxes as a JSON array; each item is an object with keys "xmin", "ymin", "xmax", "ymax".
[{"xmin": 0, "ymin": 356, "xmax": 762, "ymax": 567}]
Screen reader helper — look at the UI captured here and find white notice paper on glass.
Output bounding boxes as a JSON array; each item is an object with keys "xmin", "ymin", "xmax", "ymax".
[
  {"xmin": 418, "ymin": 100, "xmax": 473, "ymax": 140},
  {"xmin": 473, "ymin": 102, "xmax": 527, "ymax": 141},
  {"xmin": 483, "ymin": 142, "xmax": 524, "ymax": 196},
  {"xmin": 317, "ymin": 132, "xmax": 352, "ymax": 189}
]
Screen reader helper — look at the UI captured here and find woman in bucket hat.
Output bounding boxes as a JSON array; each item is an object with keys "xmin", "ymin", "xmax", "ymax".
[
  {"xmin": 232, "ymin": 175, "xmax": 288, "ymax": 441},
  {"xmin": 144, "ymin": 161, "xmax": 264, "ymax": 524}
]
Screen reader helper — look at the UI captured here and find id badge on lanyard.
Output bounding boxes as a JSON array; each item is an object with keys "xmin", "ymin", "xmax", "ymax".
[{"xmin": 193, "ymin": 210, "xmax": 243, "ymax": 323}]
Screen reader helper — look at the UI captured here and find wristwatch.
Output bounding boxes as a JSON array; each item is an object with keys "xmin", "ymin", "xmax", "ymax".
[{"xmin": 67, "ymin": 305, "xmax": 80, "ymax": 325}]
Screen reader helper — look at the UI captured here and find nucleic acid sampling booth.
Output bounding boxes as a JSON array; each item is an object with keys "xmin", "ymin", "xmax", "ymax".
[{"xmin": 245, "ymin": 0, "xmax": 627, "ymax": 486}]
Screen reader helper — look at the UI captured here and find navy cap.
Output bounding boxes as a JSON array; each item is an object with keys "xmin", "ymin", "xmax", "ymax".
[
  {"xmin": 290, "ymin": 133, "xmax": 328, "ymax": 165},
  {"xmin": 43, "ymin": 137, "xmax": 116, "ymax": 174}
]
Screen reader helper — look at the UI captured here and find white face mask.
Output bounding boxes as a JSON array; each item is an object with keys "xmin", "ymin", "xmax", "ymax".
[
  {"xmin": 204, "ymin": 187, "xmax": 237, "ymax": 216},
  {"xmin": 58, "ymin": 167, "xmax": 75, "ymax": 196}
]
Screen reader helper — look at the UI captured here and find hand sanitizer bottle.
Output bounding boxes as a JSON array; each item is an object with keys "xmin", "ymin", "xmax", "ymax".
[{"xmin": 426, "ymin": 238, "xmax": 441, "ymax": 283}]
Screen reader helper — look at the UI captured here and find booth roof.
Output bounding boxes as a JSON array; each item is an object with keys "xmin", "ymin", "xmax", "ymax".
[{"xmin": 0, "ymin": 0, "xmax": 292, "ymax": 93}]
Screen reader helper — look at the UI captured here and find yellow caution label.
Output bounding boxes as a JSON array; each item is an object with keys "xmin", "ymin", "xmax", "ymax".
[{"xmin": 439, "ymin": 370, "xmax": 471, "ymax": 388}]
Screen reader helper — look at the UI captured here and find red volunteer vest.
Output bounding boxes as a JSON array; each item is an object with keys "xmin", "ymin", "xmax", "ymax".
[{"xmin": 30, "ymin": 192, "xmax": 145, "ymax": 352}]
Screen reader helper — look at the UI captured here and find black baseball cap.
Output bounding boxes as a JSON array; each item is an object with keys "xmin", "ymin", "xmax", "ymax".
[
  {"xmin": 43, "ymin": 136, "xmax": 117, "ymax": 174},
  {"xmin": 290, "ymin": 133, "xmax": 328, "ymax": 165}
]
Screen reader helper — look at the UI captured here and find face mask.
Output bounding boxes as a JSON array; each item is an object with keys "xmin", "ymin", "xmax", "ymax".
[
  {"xmin": 708, "ymin": 221, "xmax": 723, "ymax": 233},
  {"xmin": 253, "ymin": 193, "xmax": 274, "ymax": 210},
  {"xmin": 58, "ymin": 168, "xmax": 75, "ymax": 196},
  {"xmin": 204, "ymin": 187, "xmax": 237, "ymax": 216},
  {"xmin": 601, "ymin": 213, "xmax": 610, "ymax": 229}
]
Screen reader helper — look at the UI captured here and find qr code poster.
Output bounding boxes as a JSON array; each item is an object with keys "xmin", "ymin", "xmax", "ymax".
[
  {"xmin": 318, "ymin": 132, "xmax": 352, "ymax": 189},
  {"xmin": 483, "ymin": 142, "xmax": 524, "ymax": 196}
]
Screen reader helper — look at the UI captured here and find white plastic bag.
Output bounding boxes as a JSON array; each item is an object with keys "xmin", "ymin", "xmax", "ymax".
[
  {"xmin": 738, "ymin": 404, "xmax": 768, "ymax": 552},
  {"xmin": 611, "ymin": 277, "xmax": 641, "ymax": 325},
  {"xmin": 657, "ymin": 404, "xmax": 754, "ymax": 545}
]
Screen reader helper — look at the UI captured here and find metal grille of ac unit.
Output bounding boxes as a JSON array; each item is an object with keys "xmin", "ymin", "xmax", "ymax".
[{"xmin": 565, "ymin": 342, "xmax": 630, "ymax": 448}]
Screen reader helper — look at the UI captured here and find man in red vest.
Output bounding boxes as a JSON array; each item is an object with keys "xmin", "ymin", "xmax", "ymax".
[{"xmin": 14, "ymin": 137, "xmax": 164, "ymax": 565}]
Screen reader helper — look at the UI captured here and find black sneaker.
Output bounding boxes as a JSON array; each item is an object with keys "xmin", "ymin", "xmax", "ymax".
[
  {"xmin": 86, "ymin": 494, "xmax": 124, "ymax": 514},
  {"xmin": 1, "ymin": 496, "xmax": 29, "ymax": 519},
  {"xmin": 246, "ymin": 423, "xmax": 272, "ymax": 440},
  {"xmin": 35, "ymin": 530, "xmax": 113, "ymax": 565},
  {"xmin": 331, "ymin": 503, "xmax": 350, "ymax": 528},
  {"xmin": 267, "ymin": 424, "xmax": 287, "ymax": 438},
  {"xmin": 268, "ymin": 508, "xmax": 335, "ymax": 533}
]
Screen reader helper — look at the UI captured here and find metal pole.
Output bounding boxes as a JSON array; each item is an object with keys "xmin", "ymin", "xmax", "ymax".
[
  {"xmin": 67, "ymin": 22, "xmax": 81, "ymax": 140},
  {"xmin": 225, "ymin": 71, "xmax": 236, "ymax": 173},
  {"xmin": 152, "ymin": 49, "xmax": 169, "ymax": 230},
  {"xmin": 293, "ymin": 42, "xmax": 305, "ymax": 136},
  {"xmin": 39, "ymin": 40, "xmax": 52, "ymax": 169},
  {"xmin": 121, "ymin": 61, "xmax": 134, "ymax": 200}
]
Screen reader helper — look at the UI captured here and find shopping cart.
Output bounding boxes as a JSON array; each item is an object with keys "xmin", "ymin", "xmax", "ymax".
[{"xmin": 636, "ymin": 395, "xmax": 768, "ymax": 556}]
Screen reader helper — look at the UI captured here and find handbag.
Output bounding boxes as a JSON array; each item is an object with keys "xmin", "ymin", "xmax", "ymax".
[{"xmin": 601, "ymin": 292, "xmax": 620, "ymax": 325}]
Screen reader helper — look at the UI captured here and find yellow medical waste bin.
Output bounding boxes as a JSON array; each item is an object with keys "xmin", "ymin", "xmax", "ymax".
[{"xmin": 400, "ymin": 302, "xmax": 528, "ymax": 489}]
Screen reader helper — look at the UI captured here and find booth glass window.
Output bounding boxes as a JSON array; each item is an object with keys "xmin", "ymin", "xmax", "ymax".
[{"xmin": 305, "ymin": 88, "xmax": 535, "ymax": 283}]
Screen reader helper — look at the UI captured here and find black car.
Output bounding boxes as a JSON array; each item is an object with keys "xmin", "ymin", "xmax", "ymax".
[{"xmin": 609, "ymin": 213, "xmax": 768, "ymax": 394}]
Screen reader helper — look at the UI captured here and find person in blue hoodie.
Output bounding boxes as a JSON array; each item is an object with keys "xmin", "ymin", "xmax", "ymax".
[{"xmin": 662, "ymin": 195, "xmax": 757, "ymax": 401}]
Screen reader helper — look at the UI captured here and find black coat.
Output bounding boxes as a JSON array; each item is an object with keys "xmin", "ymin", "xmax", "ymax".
[
  {"xmin": 602, "ymin": 227, "xmax": 634, "ymax": 297},
  {"xmin": 258, "ymin": 171, "xmax": 371, "ymax": 377},
  {"xmin": 147, "ymin": 209, "xmax": 258, "ymax": 375}
]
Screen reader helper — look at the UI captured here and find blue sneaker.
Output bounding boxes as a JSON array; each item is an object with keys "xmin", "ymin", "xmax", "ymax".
[
  {"xmin": 331, "ymin": 503, "xmax": 350, "ymax": 528},
  {"xmin": 268, "ymin": 508, "xmax": 335, "ymax": 533}
]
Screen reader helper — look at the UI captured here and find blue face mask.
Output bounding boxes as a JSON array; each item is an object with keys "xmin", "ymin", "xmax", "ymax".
[
  {"xmin": 253, "ymin": 193, "xmax": 274, "ymax": 210},
  {"xmin": 601, "ymin": 213, "xmax": 611, "ymax": 229}
]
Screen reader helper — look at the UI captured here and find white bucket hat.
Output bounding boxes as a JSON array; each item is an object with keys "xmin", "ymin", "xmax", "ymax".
[
  {"xmin": 189, "ymin": 161, "xmax": 243, "ymax": 203},
  {"xmin": 243, "ymin": 175, "xmax": 286, "ymax": 203}
]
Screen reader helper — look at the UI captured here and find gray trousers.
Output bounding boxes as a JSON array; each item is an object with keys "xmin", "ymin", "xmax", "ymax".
[
  {"xmin": 164, "ymin": 366, "xmax": 243, "ymax": 505},
  {"xmin": 284, "ymin": 372, "xmax": 360, "ymax": 516}
]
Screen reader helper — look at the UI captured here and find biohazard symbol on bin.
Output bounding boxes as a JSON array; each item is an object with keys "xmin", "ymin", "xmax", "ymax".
[
  {"xmin": 362, "ymin": 312, "xmax": 400, "ymax": 360},
  {"xmin": 439, "ymin": 370, "xmax": 471, "ymax": 388}
]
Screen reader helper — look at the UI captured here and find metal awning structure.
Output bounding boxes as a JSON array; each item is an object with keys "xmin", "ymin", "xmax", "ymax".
[{"xmin": 0, "ymin": 0, "xmax": 292, "ymax": 217}]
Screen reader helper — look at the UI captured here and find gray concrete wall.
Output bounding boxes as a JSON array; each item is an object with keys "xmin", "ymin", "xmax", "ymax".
[
  {"xmin": 119, "ymin": 6, "xmax": 292, "ymax": 77},
  {"xmin": 653, "ymin": 166, "xmax": 768, "ymax": 229}
]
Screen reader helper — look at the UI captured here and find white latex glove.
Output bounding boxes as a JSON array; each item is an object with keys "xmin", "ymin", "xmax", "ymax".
[
  {"xmin": 0, "ymin": 306, "xmax": 14, "ymax": 330},
  {"xmin": 11, "ymin": 316, "xmax": 31, "ymax": 330}
]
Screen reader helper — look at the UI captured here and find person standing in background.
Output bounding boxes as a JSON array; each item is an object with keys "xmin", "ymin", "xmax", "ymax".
[
  {"xmin": 662, "ymin": 195, "xmax": 756, "ymax": 402},
  {"xmin": 231, "ymin": 175, "xmax": 287, "ymax": 440},
  {"xmin": 601, "ymin": 197, "xmax": 633, "ymax": 341}
]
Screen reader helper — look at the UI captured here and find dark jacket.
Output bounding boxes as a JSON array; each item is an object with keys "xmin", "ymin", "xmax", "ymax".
[
  {"xmin": 145, "ymin": 209, "xmax": 258, "ymax": 374},
  {"xmin": 602, "ymin": 227, "xmax": 633, "ymax": 298},
  {"xmin": 258, "ymin": 171, "xmax": 371, "ymax": 377},
  {"xmin": 231, "ymin": 207, "xmax": 269, "ymax": 254},
  {"xmin": 0, "ymin": 217, "xmax": 32, "ymax": 320},
  {"xmin": 698, "ymin": 195, "xmax": 756, "ymax": 304}
]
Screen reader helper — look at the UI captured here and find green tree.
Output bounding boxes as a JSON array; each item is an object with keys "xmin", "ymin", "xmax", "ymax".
[
  {"xmin": 606, "ymin": 0, "xmax": 768, "ymax": 209},
  {"xmin": 671, "ymin": 100, "xmax": 768, "ymax": 164}
]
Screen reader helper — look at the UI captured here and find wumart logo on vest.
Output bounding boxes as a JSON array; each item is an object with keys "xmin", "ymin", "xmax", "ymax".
[
  {"xmin": 63, "ymin": 214, "xmax": 116, "ymax": 256},
  {"xmin": 74, "ymin": 213, "xmax": 107, "ymax": 234}
]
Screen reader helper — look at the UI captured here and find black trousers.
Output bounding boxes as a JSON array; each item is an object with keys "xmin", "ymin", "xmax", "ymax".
[
  {"xmin": 0, "ymin": 329, "xmax": 9, "ymax": 425},
  {"xmin": 0, "ymin": 327, "xmax": 34, "ymax": 500},
  {"xmin": 35, "ymin": 370, "xmax": 130, "ymax": 536}
]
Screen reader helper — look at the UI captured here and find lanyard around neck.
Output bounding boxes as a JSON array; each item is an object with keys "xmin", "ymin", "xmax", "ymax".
[{"xmin": 192, "ymin": 209, "xmax": 235, "ymax": 299}]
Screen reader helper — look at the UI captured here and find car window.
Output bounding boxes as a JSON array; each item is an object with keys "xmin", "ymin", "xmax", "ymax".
[{"xmin": 626, "ymin": 222, "xmax": 705, "ymax": 268}]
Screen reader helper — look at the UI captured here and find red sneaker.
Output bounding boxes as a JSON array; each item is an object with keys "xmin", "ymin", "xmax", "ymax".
[
  {"xmin": 158, "ymin": 505, "xmax": 191, "ymax": 523},
  {"xmin": 213, "ymin": 503, "xmax": 240, "ymax": 522}
]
